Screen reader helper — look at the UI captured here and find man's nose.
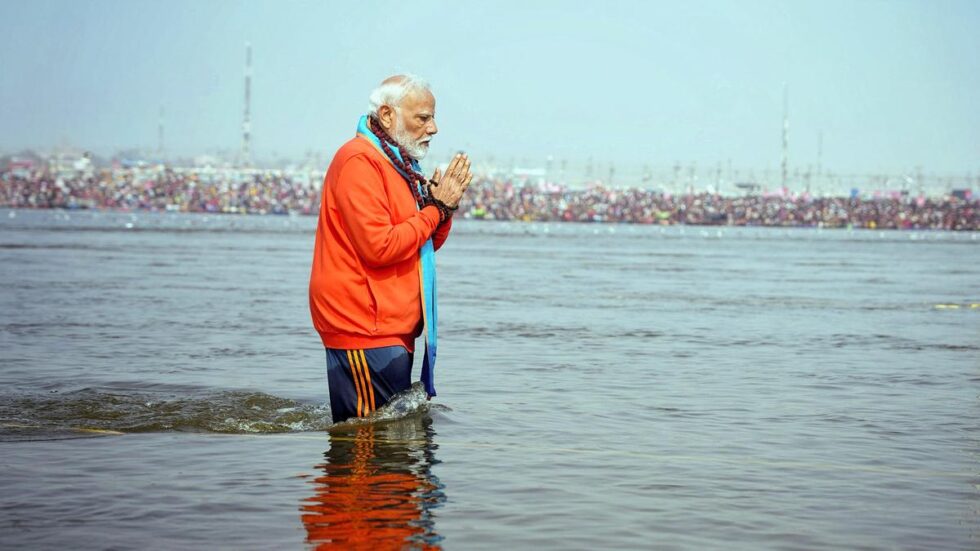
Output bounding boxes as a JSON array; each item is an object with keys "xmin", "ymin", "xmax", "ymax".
[{"xmin": 428, "ymin": 120, "xmax": 438, "ymax": 135}]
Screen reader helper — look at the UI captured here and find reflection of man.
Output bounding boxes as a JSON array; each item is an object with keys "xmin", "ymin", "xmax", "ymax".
[
  {"xmin": 310, "ymin": 74, "xmax": 471, "ymax": 423},
  {"xmin": 301, "ymin": 417, "xmax": 444, "ymax": 548}
]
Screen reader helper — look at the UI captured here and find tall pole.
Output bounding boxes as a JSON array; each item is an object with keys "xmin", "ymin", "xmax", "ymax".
[
  {"xmin": 781, "ymin": 83, "xmax": 789, "ymax": 190},
  {"xmin": 158, "ymin": 105, "xmax": 165, "ymax": 157},
  {"xmin": 816, "ymin": 130, "xmax": 823, "ymax": 176},
  {"xmin": 242, "ymin": 42, "xmax": 252, "ymax": 166}
]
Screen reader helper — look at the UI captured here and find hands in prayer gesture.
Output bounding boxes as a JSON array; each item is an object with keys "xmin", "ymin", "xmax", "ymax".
[{"xmin": 428, "ymin": 153, "xmax": 472, "ymax": 209}]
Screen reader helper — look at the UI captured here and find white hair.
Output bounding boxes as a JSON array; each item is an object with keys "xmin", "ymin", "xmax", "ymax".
[{"xmin": 367, "ymin": 74, "xmax": 431, "ymax": 118}]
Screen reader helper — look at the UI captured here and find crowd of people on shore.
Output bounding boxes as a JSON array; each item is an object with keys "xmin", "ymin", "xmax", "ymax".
[
  {"xmin": 0, "ymin": 166, "xmax": 320, "ymax": 215},
  {"xmin": 460, "ymin": 178, "xmax": 977, "ymax": 230},
  {"xmin": 2, "ymin": 167, "xmax": 976, "ymax": 230}
]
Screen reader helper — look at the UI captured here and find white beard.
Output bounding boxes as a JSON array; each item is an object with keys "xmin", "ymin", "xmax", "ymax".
[{"xmin": 391, "ymin": 118, "xmax": 430, "ymax": 161}]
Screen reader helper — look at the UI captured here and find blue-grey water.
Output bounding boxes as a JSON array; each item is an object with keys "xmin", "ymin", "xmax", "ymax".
[{"xmin": 1, "ymin": 208, "xmax": 978, "ymax": 550}]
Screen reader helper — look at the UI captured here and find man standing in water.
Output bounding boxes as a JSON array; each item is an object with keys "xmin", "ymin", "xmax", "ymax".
[{"xmin": 309, "ymin": 75, "xmax": 472, "ymax": 423}]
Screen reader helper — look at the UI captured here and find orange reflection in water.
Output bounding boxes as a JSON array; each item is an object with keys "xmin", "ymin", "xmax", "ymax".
[{"xmin": 301, "ymin": 415, "xmax": 445, "ymax": 550}]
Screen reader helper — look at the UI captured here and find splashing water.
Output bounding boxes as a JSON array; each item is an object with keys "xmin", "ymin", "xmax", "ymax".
[
  {"xmin": 0, "ymin": 388, "xmax": 329, "ymax": 438},
  {"xmin": 0, "ymin": 382, "xmax": 444, "ymax": 440},
  {"xmin": 330, "ymin": 381, "xmax": 445, "ymax": 428}
]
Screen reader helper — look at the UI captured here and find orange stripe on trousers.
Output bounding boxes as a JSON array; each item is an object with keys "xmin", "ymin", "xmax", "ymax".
[
  {"xmin": 346, "ymin": 349, "xmax": 364, "ymax": 417},
  {"xmin": 358, "ymin": 350, "xmax": 376, "ymax": 412},
  {"xmin": 351, "ymin": 349, "xmax": 373, "ymax": 415}
]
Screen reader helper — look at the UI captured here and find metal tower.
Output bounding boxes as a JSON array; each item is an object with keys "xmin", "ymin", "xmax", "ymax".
[
  {"xmin": 242, "ymin": 42, "xmax": 252, "ymax": 166},
  {"xmin": 816, "ymin": 130, "xmax": 823, "ymax": 176},
  {"xmin": 158, "ymin": 105, "xmax": 165, "ymax": 156},
  {"xmin": 781, "ymin": 83, "xmax": 789, "ymax": 189}
]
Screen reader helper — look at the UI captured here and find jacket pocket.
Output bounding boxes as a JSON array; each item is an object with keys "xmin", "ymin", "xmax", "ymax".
[
  {"xmin": 363, "ymin": 273, "xmax": 380, "ymax": 332},
  {"xmin": 365, "ymin": 262, "xmax": 420, "ymax": 337}
]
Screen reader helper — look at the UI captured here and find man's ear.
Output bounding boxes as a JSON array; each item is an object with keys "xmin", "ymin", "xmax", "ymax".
[{"xmin": 378, "ymin": 105, "xmax": 395, "ymax": 131}]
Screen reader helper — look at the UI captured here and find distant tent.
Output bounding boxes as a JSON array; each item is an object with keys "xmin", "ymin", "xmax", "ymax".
[{"xmin": 734, "ymin": 182, "xmax": 761, "ymax": 193}]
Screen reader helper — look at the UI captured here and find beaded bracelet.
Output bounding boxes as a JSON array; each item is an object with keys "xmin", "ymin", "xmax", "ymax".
[{"xmin": 424, "ymin": 182, "xmax": 458, "ymax": 223}]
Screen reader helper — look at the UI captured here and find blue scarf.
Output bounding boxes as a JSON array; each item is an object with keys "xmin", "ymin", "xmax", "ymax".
[{"xmin": 356, "ymin": 115, "xmax": 439, "ymax": 397}]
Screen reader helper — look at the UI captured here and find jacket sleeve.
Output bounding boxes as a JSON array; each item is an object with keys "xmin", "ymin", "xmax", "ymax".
[
  {"xmin": 334, "ymin": 154, "xmax": 443, "ymax": 268},
  {"xmin": 432, "ymin": 216, "xmax": 453, "ymax": 251}
]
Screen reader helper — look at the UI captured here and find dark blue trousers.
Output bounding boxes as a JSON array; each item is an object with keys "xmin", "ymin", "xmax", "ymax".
[{"xmin": 325, "ymin": 346, "xmax": 413, "ymax": 423}]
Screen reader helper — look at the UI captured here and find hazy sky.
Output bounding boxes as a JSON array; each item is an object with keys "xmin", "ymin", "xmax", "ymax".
[{"xmin": 1, "ymin": 0, "xmax": 977, "ymax": 175}]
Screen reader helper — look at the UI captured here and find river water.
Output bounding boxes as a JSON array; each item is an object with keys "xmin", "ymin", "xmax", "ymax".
[{"xmin": 1, "ymin": 208, "xmax": 978, "ymax": 550}]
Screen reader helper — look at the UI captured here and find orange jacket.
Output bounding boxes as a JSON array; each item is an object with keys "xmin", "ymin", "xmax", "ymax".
[{"xmin": 309, "ymin": 136, "xmax": 452, "ymax": 351}]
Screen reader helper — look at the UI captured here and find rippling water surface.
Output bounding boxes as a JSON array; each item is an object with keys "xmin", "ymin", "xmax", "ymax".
[{"xmin": 1, "ymin": 208, "xmax": 978, "ymax": 549}]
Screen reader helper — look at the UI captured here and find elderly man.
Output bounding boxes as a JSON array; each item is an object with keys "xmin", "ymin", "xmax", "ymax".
[{"xmin": 309, "ymin": 74, "xmax": 471, "ymax": 423}]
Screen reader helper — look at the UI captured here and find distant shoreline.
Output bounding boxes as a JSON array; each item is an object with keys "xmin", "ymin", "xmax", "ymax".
[
  {"xmin": 4, "ymin": 164, "xmax": 977, "ymax": 230},
  {"xmin": 3, "ymin": 205, "xmax": 977, "ymax": 232}
]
